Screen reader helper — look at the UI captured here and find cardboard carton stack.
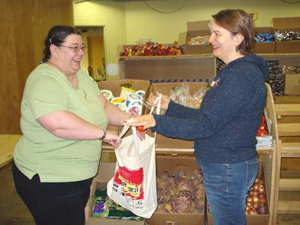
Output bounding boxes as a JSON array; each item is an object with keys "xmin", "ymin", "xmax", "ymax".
[
  {"xmin": 253, "ymin": 27, "xmax": 276, "ymax": 54},
  {"xmin": 273, "ymin": 17, "xmax": 300, "ymax": 53},
  {"xmin": 178, "ymin": 20, "xmax": 212, "ymax": 55}
]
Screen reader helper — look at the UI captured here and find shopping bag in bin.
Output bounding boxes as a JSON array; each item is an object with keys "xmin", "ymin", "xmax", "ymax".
[
  {"xmin": 107, "ymin": 127, "xmax": 157, "ymax": 218},
  {"xmin": 107, "ymin": 95, "xmax": 161, "ymax": 218}
]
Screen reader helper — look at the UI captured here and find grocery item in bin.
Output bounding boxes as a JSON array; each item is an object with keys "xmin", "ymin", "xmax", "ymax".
[
  {"xmin": 111, "ymin": 97, "xmax": 127, "ymax": 112},
  {"xmin": 127, "ymin": 100, "xmax": 143, "ymax": 116},
  {"xmin": 100, "ymin": 90, "xmax": 114, "ymax": 101},
  {"xmin": 169, "ymin": 85, "xmax": 209, "ymax": 109},
  {"xmin": 92, "ymin": 188, "xmax": 142, "ymax": 220},
  {"xmin": 126, "ymin": 93, "xmax": 143, "ymax": 107},
  {"xmin": 120, "ymin": 86, "xmax": 136, "ymax": 101},
  {"xmin": 136, "ymin": 90, "xmax": 146, "ymax": 99},
  {"xmin": 187, "ymin": 35, "xmax": 210, "ymax": 45},
  {"xmin": 120, "ymin": 41, "xmax": 182, "ymax": 56},
  {"xmin": 246, "ymin": 176, "xmax": 268, "ymax": 215},
  {"xmin": 156, "ymin": 169, "xmax": 204, "ymax": 213}
]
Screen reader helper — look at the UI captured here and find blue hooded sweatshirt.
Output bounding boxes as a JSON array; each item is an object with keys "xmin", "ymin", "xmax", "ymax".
[{"xmin": 152, "ymin": 54, "xmax": 269, "ymax": 163}]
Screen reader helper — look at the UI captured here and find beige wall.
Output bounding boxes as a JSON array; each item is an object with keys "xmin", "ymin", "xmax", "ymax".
[
  {"xmin": 74, "ymin": 1, "xmax": 126, "ymax": 80},
  {"xmin": 74, "ymin": 0, "xmax": 300, "ymax": 80},
  {"xmin": 125, "ymin": 0, "xmax": 300, "ymax": 44}
]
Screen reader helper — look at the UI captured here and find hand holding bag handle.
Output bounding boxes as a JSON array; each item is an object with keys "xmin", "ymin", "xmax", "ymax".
[
  {"xmin": 119, "ymin": 94, "xmax": 161, "ymax": 157},
  {"xmin": 117, "ymin": 94, "xmax": 162, "ymax": 143}
]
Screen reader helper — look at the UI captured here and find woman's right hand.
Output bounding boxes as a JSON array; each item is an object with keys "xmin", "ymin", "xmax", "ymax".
[
  {"xmin": 147, "ymin": 91, "xmax": 170, "ymax": 110},
  {"xmin": 103, "ymin": 130, "xmax": 122, "ymax": 149}
]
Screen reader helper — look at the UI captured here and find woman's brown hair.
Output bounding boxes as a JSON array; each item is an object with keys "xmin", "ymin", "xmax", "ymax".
[{"xmin": 212, "ymin": 9, "xmax": 255, "ymax": 55}]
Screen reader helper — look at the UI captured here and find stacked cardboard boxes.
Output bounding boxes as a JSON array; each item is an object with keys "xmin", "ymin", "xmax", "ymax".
[
  {"xmin": 178, "ymin": 20, "xmax": 212, "ymax": 55},
  {"xmin": 273, "ymin": 17, "xmax": 300, "ymax": 53}
]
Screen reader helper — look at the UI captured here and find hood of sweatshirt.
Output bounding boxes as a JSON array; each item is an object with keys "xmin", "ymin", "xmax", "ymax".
[{"xmin": 228, "ymin": 54, "xmax": 269, "ymax": 82}]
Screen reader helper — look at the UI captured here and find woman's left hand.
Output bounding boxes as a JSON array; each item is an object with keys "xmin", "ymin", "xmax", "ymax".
[
  {"xmin": 125, "ymin": 114, "xmax": 156, "ymax": 130},
  {"xmin": 103, "ymin": 130, "xmax": 122, "ymax": 149}
]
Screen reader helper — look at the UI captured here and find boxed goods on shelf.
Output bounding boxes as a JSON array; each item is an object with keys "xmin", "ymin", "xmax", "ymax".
[
  {"xmin": 284, "ymin": 66, "xmax": 300, "ymax": 95},
  {"xmin": 148, "ymin": 156, "xmax": 205, "ymax": 225},
  {"xmin": 118, "ymin": 42, "xmax": 183, "ymax": 57},
  {"xmin": 207, "ymin": 161, "xmax": 269, "ymax": 225},
  {"xmin": 273, "ymin": 17, "xmax": 300, "ymax": 53},
  {"xmin": 253, "ymin": 27, "xmax": 276, "ymax": 53},
  {"xmin": 178, "ymin": 20, "xmax": 213, "ymax": 54},
  {"xmin": 256, "ymin": 114, "xmax": 273, "ymax": 149},
  {"xmin": 85, "ymin": 162, "xmax": 146, "ymax": 225}
]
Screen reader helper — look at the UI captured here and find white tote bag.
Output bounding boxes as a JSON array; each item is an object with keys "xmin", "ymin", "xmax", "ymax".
[{"xmin": 107, "ymin": 96, "xmax": 161, "ymax": 218}]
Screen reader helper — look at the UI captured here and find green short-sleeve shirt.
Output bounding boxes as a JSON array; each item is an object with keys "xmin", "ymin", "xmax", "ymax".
[{"xmin": 14, "ymin": 64, "xmax": 108, "ymax": 182}]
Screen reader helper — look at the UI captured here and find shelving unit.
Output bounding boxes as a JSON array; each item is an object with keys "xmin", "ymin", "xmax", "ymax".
[
  {"xmin": 118, "ymin": 54, "xmax": 215, "ymax": 83},
  {"xmin": 273, "ymin": 96, "xmax": 300, "ymax": 220},
  {"xmin": 109, "ymin": 52, "xmax": 300, "ymax": 224},
  {"xmin": 101, "ymin": 82, "xmax": 278, "ymax": 225}
]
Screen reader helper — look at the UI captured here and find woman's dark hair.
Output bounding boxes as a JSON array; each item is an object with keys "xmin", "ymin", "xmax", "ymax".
[
  {"xmin": 212, "ymin": 9, "xmax": 254, "ymax": 55},
  {"xmin": 42, "ymin": 25, "xmax": 80, "ymax": 63}
]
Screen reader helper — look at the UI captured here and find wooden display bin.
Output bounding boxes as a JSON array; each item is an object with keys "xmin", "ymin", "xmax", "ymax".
[
  {"xmin": 118, "ymin": 55, "xmax": 215, "ymax": 83},
  {"xmin": 149, "ymin": 156, "xmax": 205, "ymax": 225},
  {"xmin": 149, "ymin": 82, "xmax": 209, "ymax": 153}
]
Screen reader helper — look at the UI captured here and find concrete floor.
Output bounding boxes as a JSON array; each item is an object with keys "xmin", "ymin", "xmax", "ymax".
[{"xmin": 0, "ymin": 165, "xmax": 300, "ymax": 225}]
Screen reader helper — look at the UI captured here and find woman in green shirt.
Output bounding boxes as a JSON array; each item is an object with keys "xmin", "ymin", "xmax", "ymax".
[{"xmin": 13, "ymin": 25, "xmax": 130, "ymax": 225}]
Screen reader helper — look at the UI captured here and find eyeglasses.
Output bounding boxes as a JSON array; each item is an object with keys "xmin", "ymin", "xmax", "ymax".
[{"xmin": 59, "ymin": 45, "xmax": 86, "ymax": 53}]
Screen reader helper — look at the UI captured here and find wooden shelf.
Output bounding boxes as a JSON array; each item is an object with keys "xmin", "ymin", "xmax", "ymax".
[{"xmin": 0, "ymin": 135, "xmax": 21, "ymax": 168}]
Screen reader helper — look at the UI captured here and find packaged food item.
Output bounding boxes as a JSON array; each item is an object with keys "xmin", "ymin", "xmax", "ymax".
[
  {"xmin": 100, "ymin": 90, "xmax": 114, "ymax": 101},
  {"xmin": 135, "ymin": 90, "xmax": 146, "ymax": 99},
  {"xmin": 92, "ymin": 188, "xmax": 142, "ymax": 220},
  {"xmin": 111, "ymin": 97, "xmax": 127, "ymax": 112},
  {"xmin": 127, "ymin": 100, "xmax": 143, "ymax": 115},
  {"xmin": 126, "ymin": 93, "xmax": 143, "ymax": 107},
  {"xmin": 120, "ymin": 86, "xmax": 136, "ymax": 100}
]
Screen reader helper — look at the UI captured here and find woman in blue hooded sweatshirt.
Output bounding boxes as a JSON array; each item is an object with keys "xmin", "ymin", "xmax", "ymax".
[{"xmin": 127, "ymin": 9, "xmax": 269, "ymax": 225}]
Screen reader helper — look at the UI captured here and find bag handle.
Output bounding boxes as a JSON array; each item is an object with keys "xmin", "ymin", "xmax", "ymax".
[
  {"xmin": 117, "ymin": 94, "xmax": 162, "ymax": 157},
  {"xmin": 117, "ymin": 94, "xmax": 162, "ymax": 141}
]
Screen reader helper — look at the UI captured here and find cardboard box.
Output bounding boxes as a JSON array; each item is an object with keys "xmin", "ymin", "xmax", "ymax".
[
  {"xmin": 85, "ymin": 157, "xmax": 204, "ymax": 225},
  {"xmin": 273, "ymin": 17, "xmax": 300, "ymax": 53},
  {"xmin": 252, "ymin": 27, "xmax": 275, "ymax": 53},
  {"xmin": 178, "ymin": 20, "xmax": 213, "ymax": 55},
  {"xmin": 85, "ymin": 162, "xmax": 146, "ymax": 225},
  {"xmin": 98, "ymin": 79, "xmax": 150, "ymax": 98},
  {"xmin": 98, "ymin": 79, "xmax": 151, "ymax": 148},
  {"xmin": 285, "ymin": 73, "xmax": 300, "ymax": 95},
  {"xmin": 148, "ymin": 156, "xmax": 205, "ymax": 225},
  {"xmin": 207, "ymin": 161, "xmax": 270, "ymax": 225},
  {"xmin": 150, "ymin": 82, "xmax": 209, "ymax": 152}
]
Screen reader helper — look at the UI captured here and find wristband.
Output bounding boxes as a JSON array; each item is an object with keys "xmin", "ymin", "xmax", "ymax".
[{"xmin": 99, "ymin": 129, "xmax": 107, "ymax": 140}]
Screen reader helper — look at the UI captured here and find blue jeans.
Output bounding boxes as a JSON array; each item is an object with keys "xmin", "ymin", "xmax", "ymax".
[{"xmin": 197, "ymin": 157, "xmax": 258, "ymax": 225}]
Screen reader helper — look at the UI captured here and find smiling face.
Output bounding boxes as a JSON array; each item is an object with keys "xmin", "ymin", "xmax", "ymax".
[
  {"xmin": 209, "ymin": 19, "xmax": 244, "ymax": 64},
  {"xmin": 50, "ymin": 34, "xmax": 85, "ymax": 76}
]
